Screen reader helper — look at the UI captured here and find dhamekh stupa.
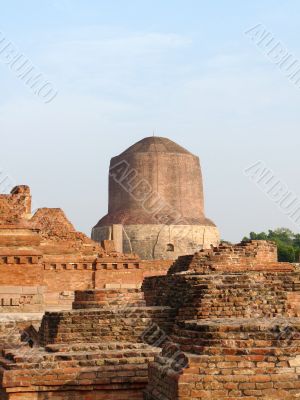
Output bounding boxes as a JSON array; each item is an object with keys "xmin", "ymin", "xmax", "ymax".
[{"xmin": 92, "ymin": 136, "xmax": 220, "ymax": 259}]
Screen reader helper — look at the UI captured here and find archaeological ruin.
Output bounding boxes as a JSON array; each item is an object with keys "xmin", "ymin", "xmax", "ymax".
[
  {"xmin": 92, "ymin": 136, "xmax": 220, "ymax": 260},
  {"xmin": 0, "ymin": 137, "xmax": 299, "ymax": 399}
]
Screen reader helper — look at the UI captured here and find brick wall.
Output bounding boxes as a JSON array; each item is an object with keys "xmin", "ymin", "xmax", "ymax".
[
  {"xmin": 39, "ymin": 306, "xmax": 176, "ymax": 346},
  {"xmin": 4, "ymin": 389, "xmax": 145, "ymax": 400},
  {"xmin": 0, "ymin": 185, "xmax": 31, "ymax": 223},
  {"xmin": 143, "ymin": 242, "xmax": 300, "ymax": 400},
  {"xmin": 0, "ymin": 264, "xmax": 43, "ymax": 287},
  {"xmin": 0, "ymin": 259, "xmax": 171, "ymax": 312},
  {"xmin": 0, "ymin": 286, "xmax": 175, "ymax": 400},
  {"xmin": 73, "ymin": 288, "xmax": 146, "ymax": 308},
  {"xmin": 168, "ymin": 240, "xmax": 280, "ymax": 274}
]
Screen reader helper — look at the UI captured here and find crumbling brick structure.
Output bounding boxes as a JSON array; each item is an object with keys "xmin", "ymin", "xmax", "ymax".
[
  {"xmin": 0, "ymin": 286, "xmax": 176, "ymax": 399},
  {"xmin": 0, "ymin": 186, "xmax": 171, "ymax": 314},
  {"xmin": 143, "ymin": 241, "xmax": 300, "ymax": 399},
  {"xmin": 0, "ymin": 240, "xmax": 300, "ymax": 399},
  {"xmin": 1, "ymin": 186, "xmax": 300, "ymax": 399}
]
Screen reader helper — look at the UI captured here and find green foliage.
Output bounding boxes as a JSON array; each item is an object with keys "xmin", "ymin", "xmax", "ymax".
[
  {"xmin": 221, "ymin": 240, "xmax": 233, "ymax": 245},
  {"xmin": 243, "ymin": 228, "xmax": 300, "ymax": 263}
]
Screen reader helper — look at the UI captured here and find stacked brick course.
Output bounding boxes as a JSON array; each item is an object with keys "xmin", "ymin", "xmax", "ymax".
[
  {"xmin": 0, "ymin": 185, "xmax": 173, "ymax": 398},
  {"xmin": 143, "ymin": 241, "xmax": 300, "ymax": 399},
  {"xmin": 1, "ymin": 240, "xmax": 300, "ymax": 399},
  {"xmin": 0, "ymin": 286, "xmax": 176, "ymax": 399},
  {"xmin": 168, "ymin": 241, "xmax": 289, "ymax": 274},
  {"xmin": 0, "ymin": 186, "xmax": 171, "ymax": 313},
  {"xmin": 1, "ymin": 186, "xmax": 300, "ymax": 399}
]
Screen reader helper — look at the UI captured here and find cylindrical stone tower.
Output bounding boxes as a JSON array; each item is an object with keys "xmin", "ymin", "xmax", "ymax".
[{"xmin": 92, "ymin": 136, "xmax": 219, "ymax": 259}]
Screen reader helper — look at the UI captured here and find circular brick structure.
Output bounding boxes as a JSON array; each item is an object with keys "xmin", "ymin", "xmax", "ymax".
[
  {"xmin": 92, "ymin": 136, "xmax": 220, "ymax": 259},
  {"xmin": 73, "ymin": 289, "xmax": 146, "ymax": 309}
]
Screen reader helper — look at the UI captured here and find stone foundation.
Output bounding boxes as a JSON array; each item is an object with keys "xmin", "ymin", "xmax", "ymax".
[{"xmin": 92, "ymin": 224, "xmax": 220, "ymax": 260}]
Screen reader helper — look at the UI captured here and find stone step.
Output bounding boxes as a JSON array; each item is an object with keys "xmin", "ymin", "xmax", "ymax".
[
  {"xmin": 1, "ymin": 343, "xmax": 161, "ymax": 369},
  {"xmin": 45, "ymin": 341, "xmax": 153, "ymax": 353}
]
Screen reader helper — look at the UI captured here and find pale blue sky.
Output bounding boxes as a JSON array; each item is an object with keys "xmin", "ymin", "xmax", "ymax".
[{"xmin": 0, "ymin": 1, "xmax": 299, "ymax": 242}]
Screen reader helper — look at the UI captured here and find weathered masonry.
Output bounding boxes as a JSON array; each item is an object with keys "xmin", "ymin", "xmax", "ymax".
[{"xmin": 92, "ymin": 136, "xmax": 220, "ymax": 259}]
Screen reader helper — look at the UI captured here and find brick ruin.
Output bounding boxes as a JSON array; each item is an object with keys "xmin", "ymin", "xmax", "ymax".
[
  {"xmin": 0, "ymin": 186, "xmax": 300, "ymax": 399},
  {"xmin": 0, "ymin": 185, "xmax": 171, "ymax": 314},
  {"xmin": 92, "ymin": 136, "xmax": 220, "ymax": 260}
]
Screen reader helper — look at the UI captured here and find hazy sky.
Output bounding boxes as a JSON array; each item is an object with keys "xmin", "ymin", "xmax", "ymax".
[{"xmin": 1, "ymin": 1, "xmax": 299, "ymax": 242}]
